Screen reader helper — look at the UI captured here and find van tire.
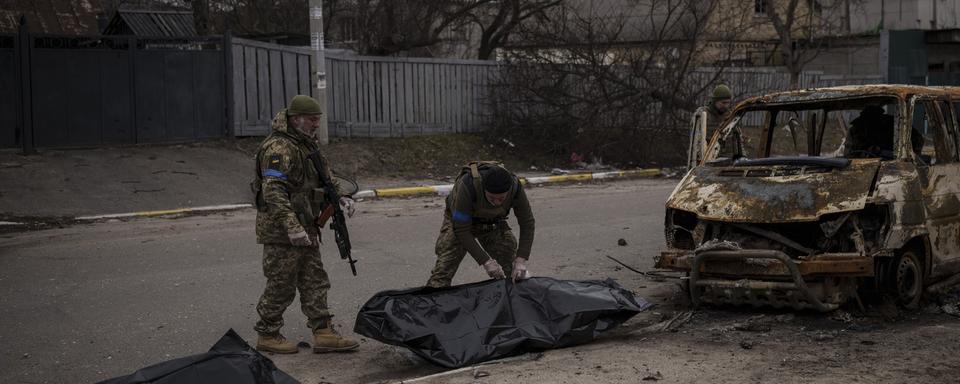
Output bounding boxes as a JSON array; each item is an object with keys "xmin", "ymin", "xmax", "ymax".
[{"xmin": 891, "ymin": 250, "xmax": 923, "ymax": 309}]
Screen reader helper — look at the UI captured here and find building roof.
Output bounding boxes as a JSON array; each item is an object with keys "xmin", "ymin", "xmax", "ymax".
[{"xmin": 102, "ymin": 9, "xmax": 196, "ymax": 37}]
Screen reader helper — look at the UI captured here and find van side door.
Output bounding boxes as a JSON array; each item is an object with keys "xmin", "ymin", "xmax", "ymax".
[{"xmin": 914, "ymin": 95, "xmax": 960, "ymax": 279}]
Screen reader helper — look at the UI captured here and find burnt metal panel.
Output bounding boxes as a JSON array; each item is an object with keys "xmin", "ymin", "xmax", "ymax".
[{"xmin": 667, "ymin": 159, "xmax": 882, "ymax": 223}]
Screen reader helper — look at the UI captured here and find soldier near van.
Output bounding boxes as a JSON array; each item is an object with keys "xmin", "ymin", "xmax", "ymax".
[
  {"xmin": 687, "ymin": 84, "xmax": 735, "ymax": 169},
  {"xmin": 252, "ymin": 95, "xmax": 359, "ymax": 354},
  {"xmin": 426, "ymin": 162, "xmax": 535, "ymax": 288}
]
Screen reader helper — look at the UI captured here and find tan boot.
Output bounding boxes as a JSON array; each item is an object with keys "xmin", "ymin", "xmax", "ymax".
[
  {"xmin": 312, "ymin": 325, "xmax": 359, "ymax": 353},
  {"xmin": 256, "ymin": 333, "xmax": 299, "ymax": 354}
]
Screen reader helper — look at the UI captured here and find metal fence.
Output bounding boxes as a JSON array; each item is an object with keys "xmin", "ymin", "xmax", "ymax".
[
  {"xmin": 230, "ymin": 45, "xmax": 500, "ymax": 138},
  {"xmin": 0, "ymin": 34, "xmax": 17, "ymax": 149},
  {"xmin": 326, "ymin": 55, "xmax": 498, "ymax": 138},
  {"xmin": 1, "ymin": 22, "xmax": 230, "ymax": 150}
]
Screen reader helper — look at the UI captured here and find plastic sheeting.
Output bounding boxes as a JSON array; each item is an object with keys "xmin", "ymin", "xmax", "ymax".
[
  {"xmin": 97, "ymin": 329, "xmax": 299, "ymax": 384},
  {"xmin": 354, "ymin": 277, "xmax": 651, "ymax": 368}
]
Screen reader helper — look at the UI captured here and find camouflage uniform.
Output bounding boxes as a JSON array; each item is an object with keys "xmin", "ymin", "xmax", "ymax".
[
  {"xmin": 704, "ymin": 103, "xmax": 731, "ymax": 142},
  {"xmin": 252, "ymin": 109, "xmax": 342, "ymax": 336},
  {"xmin": 426, "ymin": 163, "xmax": 535, "ymax": 288}
]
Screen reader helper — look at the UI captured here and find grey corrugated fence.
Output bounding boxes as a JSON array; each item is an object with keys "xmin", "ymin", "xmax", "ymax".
[
  {"xmin": 326, "ymin": 55, "xmax": 498, "ymax": 138},
  {"xmin": 230, "ymin": 38, "xmax": 498, "ymax": 138}
]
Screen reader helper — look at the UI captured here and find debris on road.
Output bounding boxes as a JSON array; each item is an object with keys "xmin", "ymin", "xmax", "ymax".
[
  {"xmin": 354, "ymin": 277, "xmax": 650, "ymax": 368},
  {"xmin": 642, "ymin": 371, "xmax": 664, "ymax": 381},
  {"xmin": 829, "ymin": 309, "xmax": 854, "ymax": 323},
  {"xmin": 732, "ymin": 315, "xmax": 773, "ymax": 333},
  {"xmin": 618, "ymin": 238, "xmax": 628, "ymax": 246},
  {"xmin": 630, "ymin": 311, "xmax": 694, "ymax": 335}
]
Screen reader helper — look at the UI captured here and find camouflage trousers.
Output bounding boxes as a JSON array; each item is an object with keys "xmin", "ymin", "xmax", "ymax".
[
  {"xmin": 254, "ymin": 243, "xmax": 331, "ymax": 335},
  {"xmin": 426, "ymin": 218, "xmax": 518, "ymax": 288}
]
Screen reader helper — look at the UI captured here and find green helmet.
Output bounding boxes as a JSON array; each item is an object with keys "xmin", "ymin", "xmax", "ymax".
[
  {"xmin": 711, "ymin": 84, "xmax": 733, "ymax": 101},
  {"xmin": 287, "ymin": 95, "xmax": 323, "ymax": 116}
]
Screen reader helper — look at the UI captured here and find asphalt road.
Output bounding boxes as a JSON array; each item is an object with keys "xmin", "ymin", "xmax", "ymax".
[{"xmin": 0, "ymin": 179, "xmax": 677, "ymax": 384}]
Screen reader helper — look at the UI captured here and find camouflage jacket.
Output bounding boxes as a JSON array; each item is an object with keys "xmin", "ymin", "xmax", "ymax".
[
  {"xmin": 703, "ymin": 104, "xmax": 730, "ymax": 141},
  {"xmin": 254, "ymin": 110, "xmax": 341, "ymax": 244}
]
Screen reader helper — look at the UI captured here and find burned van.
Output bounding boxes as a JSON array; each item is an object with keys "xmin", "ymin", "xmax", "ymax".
[{"xmin": 656, "ymin": 85, "xmax": 960, "ymax": 311}]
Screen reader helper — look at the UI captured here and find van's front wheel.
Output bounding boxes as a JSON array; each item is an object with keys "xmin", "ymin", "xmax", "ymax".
[{"xmin": 892, "ymin": 250, "xmax": 923, "ymax": 309}]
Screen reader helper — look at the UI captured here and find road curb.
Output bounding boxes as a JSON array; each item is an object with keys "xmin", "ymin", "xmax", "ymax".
[
  {"xmin": 74, "ymin": 204, "xmax": 252, "ymax": 221},
  {"xmin": 64, "ymin": 169, "xmax": 661, "ymax": 223},
  {"xmin": 354, "ymin": 168, "xmax": 662, "ymax": 199}
]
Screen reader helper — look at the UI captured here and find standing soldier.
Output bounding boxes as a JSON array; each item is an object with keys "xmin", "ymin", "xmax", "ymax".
[
  {"xmin": 251, "ymin": 95, "xmax": 359, "ymax": 354},
  {"xmin": 426, "ymin": 162, "xmax": 535, "ymax": 288},
  {"xmin": 687, "ymin": 84, "xmax": 734, "ymax": 169}
]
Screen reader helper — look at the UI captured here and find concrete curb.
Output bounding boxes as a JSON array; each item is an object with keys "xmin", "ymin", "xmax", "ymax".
[
  {"xmin": 74, "ymin": 204, "xmax": 252, "ymax": 221},
  {"xmin": 353, "ymin": 168, "xmax": 662, "ymax": 199}
]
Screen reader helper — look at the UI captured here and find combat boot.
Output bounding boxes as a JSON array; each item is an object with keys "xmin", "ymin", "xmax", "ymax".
[
  {"xmin": 312, "ymin": 325, "xmax": 359, "ymax": 353},
  {"xmin": 256, "ymin": 333, "xmax": 298, "ymax": 354}
]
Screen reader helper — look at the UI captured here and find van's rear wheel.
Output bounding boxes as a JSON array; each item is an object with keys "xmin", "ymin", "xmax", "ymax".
[{"xmin": 892, "ymin": 250, "xmax": 923, "ymax": 309}]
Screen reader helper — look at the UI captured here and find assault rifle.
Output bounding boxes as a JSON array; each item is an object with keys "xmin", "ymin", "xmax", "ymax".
[{"xmin": 307, "ymin": 150, "xmax": 358, "ymax": 276}]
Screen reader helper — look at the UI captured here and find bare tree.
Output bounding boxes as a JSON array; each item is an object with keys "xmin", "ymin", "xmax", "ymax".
[
  {"xmin": 191, "ymin": 0, "xmax": 210, "ymax": 34},
  {"xmin": 470, "ymin": 0, "xmax": 563, "ymax": 60},
  {"xmin": 486, "ymin": 0, "xmax": 740, "ymax": 165},
  {"xmin": 346, "ymin": 0, "xmax": 488, "ymax": 56},
  {"xmin": 759, "ymin": 0, "xmax": 856, "ymax": 87}
]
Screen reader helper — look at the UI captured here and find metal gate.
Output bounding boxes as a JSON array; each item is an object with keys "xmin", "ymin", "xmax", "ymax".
[
  {"xmin": 1, "ymin": 21, "xmax": 231, "ymax": 150},
  {"xmin": 0, "ymin": 34, "xmax": 17, "ymax": 149}
]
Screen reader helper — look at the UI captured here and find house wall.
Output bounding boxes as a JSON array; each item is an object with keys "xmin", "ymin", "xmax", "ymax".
[{"xmin": 850, "ymin": 0, "xmax": 960, "ymax": 32}]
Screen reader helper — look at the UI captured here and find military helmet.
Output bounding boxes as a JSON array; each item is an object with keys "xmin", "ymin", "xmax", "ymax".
[{"xmin": 711, "ymin": 84, "xmax": 733, "ymax": 101}]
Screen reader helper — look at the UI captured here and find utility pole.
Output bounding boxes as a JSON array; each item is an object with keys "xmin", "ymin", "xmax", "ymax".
[{"xmin": 309, "ymin": 0, "xmax": 330, "ymax": 144}]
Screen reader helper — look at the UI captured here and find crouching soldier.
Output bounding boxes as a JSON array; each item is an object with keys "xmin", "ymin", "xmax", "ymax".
[
  {"xmin": 252, "ymin": 95, "xmax": 359, "ymax": 354},
  {"xmin": 426, "ymin": 162, "xmax": 535, "ymax": 287}
]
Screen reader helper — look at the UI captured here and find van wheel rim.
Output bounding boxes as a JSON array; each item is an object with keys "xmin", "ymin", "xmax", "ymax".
[{"xmin": 896, "ymin": 256, "xmax": 920, "ymax": 302}]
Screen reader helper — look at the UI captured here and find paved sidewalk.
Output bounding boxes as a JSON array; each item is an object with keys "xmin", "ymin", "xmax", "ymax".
[{"xmin": 0, "ymin": 143, "xmax": 254, "ymax": 218}]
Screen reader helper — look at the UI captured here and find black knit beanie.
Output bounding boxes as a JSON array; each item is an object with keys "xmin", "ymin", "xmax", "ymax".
[{"xmin": 482, "ymin": 166, "xmax": 513, "ymax": 194}]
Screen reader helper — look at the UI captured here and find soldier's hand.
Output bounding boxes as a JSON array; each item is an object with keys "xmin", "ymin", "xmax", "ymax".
[
  {"xmin": 512, "ymin": 258, "xmax": 530, "ymax": 282},
  {"xmin": 482, "ymin": 259, "xmax": 506, "ymax": 279},
  {"xmin": 339, "ymin": 197, "xmax": 356, "ymax": 218},
  {"xmin": 288, "ymin": 231, "xmax": 313, "ymax": 247}
]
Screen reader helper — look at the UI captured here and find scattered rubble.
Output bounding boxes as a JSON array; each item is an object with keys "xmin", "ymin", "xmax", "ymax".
[{"xmin": 641, "ymin": 371, "xmax": 663, "ymax": 381}]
